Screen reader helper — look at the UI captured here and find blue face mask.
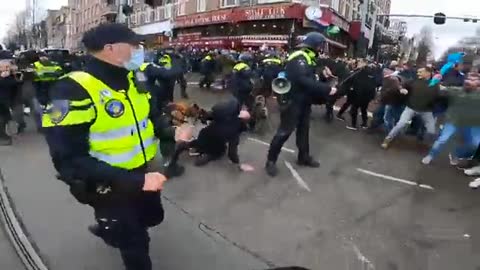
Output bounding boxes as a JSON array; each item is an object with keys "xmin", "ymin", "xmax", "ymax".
[{"xmin": 124, "ymin": 47, "xmax": 144, "ymax": 71}]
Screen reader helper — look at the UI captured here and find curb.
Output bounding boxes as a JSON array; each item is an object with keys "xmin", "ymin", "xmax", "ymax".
[{"xmin": 0, "ymin": 169, "xmax": 50, "ymax": 270}]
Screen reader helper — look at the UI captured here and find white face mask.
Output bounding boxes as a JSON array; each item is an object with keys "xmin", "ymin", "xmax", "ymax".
[
  {"xmin": 123, "ymin": 46, "xmax": 145, "ymax": 71},
  {"xmin": 0, "ymin": 71, "xmax": 10, "ymax": 78}
]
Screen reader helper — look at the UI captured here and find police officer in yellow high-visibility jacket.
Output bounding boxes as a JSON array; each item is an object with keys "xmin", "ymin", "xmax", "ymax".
[
  {"xmin": 32, "ymin": 52, "xmax": 64, "ymax": 130},
  {"xmin": 42, "ymin": 23, "xmax": 189, "ymax": 270},
  {"xmin": 265, "ymin": 32, "xmax": 337, "ymax": 177},
  {"xmin": 231, "ymin": 53, "xmax": 254, "ymax": 109},
  {"xmin": 33, "ymin": 52, "xmax": 63, "ymax": 105},
  {"xmin": 138, "ymin": 59, "xmax": 182, "ymax": 107},
  {"xmin": 259, "ymin": 53, "xmax": 283, "ymax": 96}
]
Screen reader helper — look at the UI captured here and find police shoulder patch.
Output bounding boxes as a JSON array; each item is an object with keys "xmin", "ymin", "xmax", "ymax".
[
  {"xmin": 105, "ymin": 99, "xmax": 125, "ymax": 118},
  {"xmin": 48, "ymin": 100, "xmax": 70, "ymax": 124}
]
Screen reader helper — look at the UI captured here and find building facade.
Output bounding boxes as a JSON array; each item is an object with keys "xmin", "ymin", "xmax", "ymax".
[
  {"xmin": 387, "ymin": 19, "xmax": 407, "ymax": 40},
  {"xmin": 168, "ymin": 0, "xmax": 364, "ymax": 55},
  {"xmin": 45, "ymin": 7, "xmax": 71, "ymax": 48},
  {"xmin": 66, "ymin": 0, "xmax": 117, "ymax": 51},
  {"xmin": 127, "ymin": 0, "xmax": 174, "ymax": 47}
]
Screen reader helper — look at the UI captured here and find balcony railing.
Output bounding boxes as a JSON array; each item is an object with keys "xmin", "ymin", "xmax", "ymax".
[{"xmin": 102, "ymin": 4, "xmax": 118, "ymax": 17}]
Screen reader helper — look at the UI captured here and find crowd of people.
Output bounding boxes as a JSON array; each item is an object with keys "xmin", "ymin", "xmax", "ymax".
[{"xmin": 1, "ymin": 22, "xmax": 480, "ymax": 270}]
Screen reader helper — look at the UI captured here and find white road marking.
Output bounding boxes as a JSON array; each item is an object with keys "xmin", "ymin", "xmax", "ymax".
[
  {"xmin": 356, "ymin": 168, "xmax": 434, "ymax": 190},
  {"xmin": 333, "ymin": 105, "xmax": 373, "ymax": 118},
  {"xmin": 284, "ymin": 161, "xmax": 311, "ymax": 192},
  {"xmin": 350, "ymin": 242, "xmax": 375, "ymax": 270},
  {"xmin": 247, "ymin": 137, "xmax": 295, "ymax": 153},
  {"xmin": 187, "ymin": 82, "xmax": 199, "ymax": 85}
]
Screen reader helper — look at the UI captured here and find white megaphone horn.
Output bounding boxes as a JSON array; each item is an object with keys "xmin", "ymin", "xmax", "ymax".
[{"xmin": 272, "ymin": 71, "xmax": 291, "ymax": 95}]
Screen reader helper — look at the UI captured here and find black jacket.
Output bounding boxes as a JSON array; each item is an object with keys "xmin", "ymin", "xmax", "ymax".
[
  {"xmin": 142, "ymin": 62, "xmax": 182, "ymax": 105},
  {"xmin": 405, "ymin": 78, "xmax": 440, "ymax": 112},
  {"xmin": 231, "ymin": 62, "xmax": 253, "ymax": 99},
  {"xmin": 0, "ymin": 74, "xmax": 21, "ymax": 106},
  {"xmin": 285, "ymin": 49, "xmax": 331, "ymax": 106},
  {"xmin": 342, "ymin": 67, "xmax": 378, "ymax": 105},
  {"xmin": 44, "ymin": 57, "xmax": 175, "ymax": 197}
]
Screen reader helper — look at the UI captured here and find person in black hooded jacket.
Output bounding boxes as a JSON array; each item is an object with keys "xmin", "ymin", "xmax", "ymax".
[{"xmin": 0, "ymin": 54, "xmax": 21, "ymax": 145}]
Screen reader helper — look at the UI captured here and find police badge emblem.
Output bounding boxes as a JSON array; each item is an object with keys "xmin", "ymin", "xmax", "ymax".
[
  {"xmin": 48, "ymin": 100, "xmax": 70, "ymax": 124},
  {"xmin": 105, "ymin": 99, "xmax": 125, "ymax": 118}
]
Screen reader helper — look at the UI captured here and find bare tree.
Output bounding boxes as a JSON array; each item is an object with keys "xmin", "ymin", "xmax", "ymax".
[{"xmin": 415, "ymin": 26, "xmax": 434, "ymax": 66}]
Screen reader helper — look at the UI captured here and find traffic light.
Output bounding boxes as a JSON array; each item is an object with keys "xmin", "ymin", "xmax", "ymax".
[{"xmin": 434, "ymin": 12, "xmax": 446, "ymax": 25}]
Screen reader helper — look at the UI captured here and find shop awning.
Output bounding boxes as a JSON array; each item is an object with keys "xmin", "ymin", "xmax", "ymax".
[{"xmin": 132, "ymin": 20, "xmax": 172, "ymax": 35}]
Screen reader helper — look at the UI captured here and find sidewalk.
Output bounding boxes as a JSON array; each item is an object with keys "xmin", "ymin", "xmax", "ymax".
[{"xmin": 0, "ymin": 130, "xmax": 268, "ymax": 270}]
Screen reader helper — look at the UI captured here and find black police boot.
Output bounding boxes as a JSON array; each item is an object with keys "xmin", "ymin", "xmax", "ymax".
[
  {"xmin": 297, "ymin": 157, "xmax": 320, "ymax": 168},
  {"xmin": 265, "ymin": 161, "xmax": 278, "ymax": 177},
  {"xmin": 0, "ymin": 124, "xmax": 12, "ymax": 146},
  {"xmin": 17, "ymin": 122, "xmax": 26, "ymax": 134},
  {"xmin": 88, "ymin": 224, "xmax": 103, "ymax": 238},
  {"xmin": 0, "ymin": 136, "xmax": 12, "ymax": 146},
  {"xmin": 195, "ymin": 154, "xmax": 212, "ymax": 167}
]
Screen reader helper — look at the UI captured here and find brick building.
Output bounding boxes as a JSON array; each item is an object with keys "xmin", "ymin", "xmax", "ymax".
[
  {"xmin": 66, "ymin": 0, "xmax": 117, "ymax": 51},
  {"xmin": 45, "ymin": 7, "xmax": 71, "ymax": 49},
  {"xmin": 165, "ymin": 0, "xmax": 390, "ymax": 55}
]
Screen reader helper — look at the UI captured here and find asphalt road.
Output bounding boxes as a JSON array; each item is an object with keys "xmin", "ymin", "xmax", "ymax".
[
  {"xmin": 0, "ymin": 221, "xmax": 24, "ymax": 270},
  {"xmin": 1, "ymin": 74, "xmax": 480, "ymax": 270}
]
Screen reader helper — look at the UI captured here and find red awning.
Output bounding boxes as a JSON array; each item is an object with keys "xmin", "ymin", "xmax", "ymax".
[{"xmin": 241, "ymin": 39, "xmax": 288, "ymax": 46}]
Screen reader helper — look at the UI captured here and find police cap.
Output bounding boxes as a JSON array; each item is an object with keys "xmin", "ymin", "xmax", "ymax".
[{"xmin": 82, "ymin": 23, "xmax": 144, "ymax": 51}]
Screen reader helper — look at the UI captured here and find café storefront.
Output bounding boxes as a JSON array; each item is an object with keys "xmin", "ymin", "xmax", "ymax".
[{"xmin": 171, "ymin": 3, "xmax": 305, "ymax": 49}]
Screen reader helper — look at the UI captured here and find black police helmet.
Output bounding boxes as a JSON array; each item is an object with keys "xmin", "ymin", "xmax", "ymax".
[{"xmin": 298, "ymin": 32, "xmax": 326, "ymax": 49}]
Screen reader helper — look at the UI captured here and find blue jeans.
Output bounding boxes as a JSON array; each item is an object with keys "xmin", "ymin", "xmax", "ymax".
[
  {"xmin": 428, "ymin": 123, "xmax": 480, "ymax": 159},
  {"xmin": 384, "ymin": 105, "xmax": 404, "ymax": 133}
]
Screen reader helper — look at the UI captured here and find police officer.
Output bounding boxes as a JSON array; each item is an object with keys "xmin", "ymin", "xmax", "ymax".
[
  {"xmin": 173, "ymin": 48, "xmax": 189, "ymax": 99},
  {"xmin": 260, "ymin": 52, "xmax": 283, "ymax": 97},
  {"xmin": 231, "ymin": 53, "xmax": 254, "ymax": 108},
  {"xmin": 155, "ymin": 52, "xmax": 178, "ymax": 104},
  {"xmin": 42, "ymin": 23, "xmax": 189, "ymax": 270},
  {"xmin": 139, "ymin": 54, "xmax": 182, "ymax": 108},
  {"xmin": 199, "ymin": 51, "xmax": 216, "ymax": 88},
  {"xmin": 265, "ymin": 32, "xmax": 337, "ymax": 177},
  {"xmin": 33, "ymin": 51, "xmax": 63, "ymax": 129}
]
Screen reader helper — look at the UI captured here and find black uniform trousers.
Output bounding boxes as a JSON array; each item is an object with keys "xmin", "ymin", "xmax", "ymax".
[
  {"xmin": 176, "ymin": 74, "xmax": 188, "ymax": 98},
  {"xmin": 268, "ymin": 103, "xmax": 311, "ymax": 163},
  {"xmin": 93, "ymin": 192, "xmax": 165, "ymax": 270},
  {"xmin": 199, "ymin": 73, "xmax": 214, "ymax": 88},
  {"xmin": 0, "ymin": 102, "xmax": 11, "ymax": 138},
  {"xmin": 350, "ymin": 102, "xmax": 369, "ymax": 127}
]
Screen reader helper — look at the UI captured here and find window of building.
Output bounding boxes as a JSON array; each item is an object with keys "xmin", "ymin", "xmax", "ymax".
[
  {"xmin": 131, "ymin": 13, "xmax": 137, "ymax": 25},
  {"xmin": 177, "ymin": 1, "xmax": 186, "ymax": 16},
  {"xmin": 221, "ymin": 0, "xmax": 238, "ymax": 7},
  {"xmin": 197, "ymin": 0, "xmax": 206, "ymax": 12},
  {"xmin": 145, "ymin": 8, "xmax": 151, "ymax": 23},
  {"xmin": 345, "ymin": 4, "xmax": 351, "ymax": 20},
  {"xmin": 164, "ymin": 4, "xmax": 172, "ymax": 18},
  {"xmin": 338, "ymin": 0, "xmax": 345, "ymax": 17},
  {"xmin": 155, "ymin": 7, "xmax": 161, "ymax": 21}
]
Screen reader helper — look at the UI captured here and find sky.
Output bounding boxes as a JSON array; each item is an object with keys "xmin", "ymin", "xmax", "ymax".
[
  {"xmin": 0, "ymin": 0, "xmax": 68, "ymax": 41},
  {"xmin": 390, "ymin": 0, "xmax": 480, "ymax": 58}
]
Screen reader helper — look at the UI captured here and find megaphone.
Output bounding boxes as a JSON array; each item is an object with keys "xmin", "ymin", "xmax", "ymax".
[
  {"xmin": 272, "ymin": 72, "xmax": 292, "ymax": 106},
  {"xmin": 272, "ymin": 77, "xmax": 291, "ymax": 95}
]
